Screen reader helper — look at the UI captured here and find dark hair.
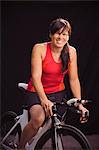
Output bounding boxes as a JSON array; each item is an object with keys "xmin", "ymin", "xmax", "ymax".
[{"xmin": 49, "ymin": 18, "xmax": 71, "ymax": 72}]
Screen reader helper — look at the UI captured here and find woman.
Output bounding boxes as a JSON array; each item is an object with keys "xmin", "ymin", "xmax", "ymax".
[{"xmin": 19, "ymin": 18, "xmax": 89, "ymax": 149}]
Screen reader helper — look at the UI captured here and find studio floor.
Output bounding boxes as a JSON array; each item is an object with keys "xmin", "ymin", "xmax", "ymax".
[{"xmin": 86, "ymin": 134, "xmax": 99, "ymax": 150}]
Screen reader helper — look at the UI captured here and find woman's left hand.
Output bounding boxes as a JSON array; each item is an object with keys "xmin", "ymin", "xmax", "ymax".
[{"xmin": 78, "ymin": 104, "xmax": 89, "ymax": 123}]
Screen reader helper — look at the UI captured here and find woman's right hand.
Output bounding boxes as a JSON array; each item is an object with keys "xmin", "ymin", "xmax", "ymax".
[{"xmin": 41, "ymin": 99, "xmax": 53, "ymax": 117}]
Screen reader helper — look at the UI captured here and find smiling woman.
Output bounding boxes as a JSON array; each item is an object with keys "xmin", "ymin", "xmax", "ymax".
[
  {"xmin": 19, "ymin": 18, "xmax": 89, "ymax": 149},
  {"xmin": 49, "ymin": 18, "xmax": 71, "ymax": 72}
]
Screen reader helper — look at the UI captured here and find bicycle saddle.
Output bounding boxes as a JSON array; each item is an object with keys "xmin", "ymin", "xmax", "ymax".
[{"xmin": 18, "ymin": 82, "xmax": 28, "ymax": 90}]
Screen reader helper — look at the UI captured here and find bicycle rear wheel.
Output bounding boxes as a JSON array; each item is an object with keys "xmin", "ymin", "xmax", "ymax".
[
  {"xmin": 34, "ymin": 124, "xmax": 91, "ymax": 150},
  {"xmin": 0, "ymin": 111, "xmax": 21, "ymax": 150}
]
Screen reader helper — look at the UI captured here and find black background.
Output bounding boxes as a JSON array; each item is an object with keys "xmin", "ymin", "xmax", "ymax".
[{"xmin": 1, "ymin": 1, "xmax": 99, "ymax": 134}]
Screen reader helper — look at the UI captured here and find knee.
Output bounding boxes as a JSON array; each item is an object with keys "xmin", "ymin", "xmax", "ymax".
[
  {"xmin": 29, "ymin": 105, "xmax": 45, "ymax": 129},
  {"xmin": 35, "ymin": 115, "xmax": 45, "ymax": 125},
  {"xmin": 31, "ymin": 114, "xmax": 45, "ymax": 129}
]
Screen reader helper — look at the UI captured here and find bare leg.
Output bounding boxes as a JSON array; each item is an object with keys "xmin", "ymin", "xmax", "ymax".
[{"xmin": 19, "ymin": 105, "xmax": 45, "ymax": 149}]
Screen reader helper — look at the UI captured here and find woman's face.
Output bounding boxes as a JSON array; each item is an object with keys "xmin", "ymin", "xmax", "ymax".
[{"xmin": 50, "ymin": 27, "xmax": 69, "ymax": 49}]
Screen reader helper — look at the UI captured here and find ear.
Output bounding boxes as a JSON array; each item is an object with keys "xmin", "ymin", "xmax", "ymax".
[
  {"xmin": 49, "ymin": 33, "xmax": 52, "ymax": 38},
  {"xmin": 67, "ymin": 35, "xmax": 69, "ymax": 41}
]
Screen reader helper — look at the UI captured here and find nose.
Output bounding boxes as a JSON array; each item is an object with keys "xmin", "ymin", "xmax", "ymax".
[{"xmin": 58, "ymin": 33, "xmax": 63, "ymax": 39}]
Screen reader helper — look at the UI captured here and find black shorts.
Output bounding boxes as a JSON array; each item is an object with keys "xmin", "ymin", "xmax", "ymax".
[{"xmin": 24, "ymin": 90, "xmax": 67, "ymax": 116}]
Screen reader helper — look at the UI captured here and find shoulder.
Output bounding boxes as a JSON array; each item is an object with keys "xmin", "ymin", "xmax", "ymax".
[
  {"xmin": 68, "ymin": 45, "xmax": 77, "ymax": 61},
  {"xmin": 33, "ymin": 42, "xmax": 46, "ymax": 52},
  {"xmin": 32, "ymin": 42, "xmax": 47, "ymax": 58}
]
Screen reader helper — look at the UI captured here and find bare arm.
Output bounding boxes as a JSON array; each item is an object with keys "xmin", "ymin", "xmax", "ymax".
[
  {"xmin": 68, "ymin": 47, "xmax": 81, "ymax": 99},
  {"xmin": 31, "ymin": 44, "xmax": 47, "ymax": 102},
  {"xmin": 31, "ymin": 44, "xmax": 53, "ymax": 115},
  {"xmin": 68, "ymin": 46, "xmax": 89, "ymax": 123}
]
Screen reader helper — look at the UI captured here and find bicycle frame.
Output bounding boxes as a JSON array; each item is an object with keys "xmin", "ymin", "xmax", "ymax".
[
  {"xmin": 0, "ymin": 81, "xmax": 62, "ymax": 150},
  {"xmin": 1, "ymin": 104, "xmax": 65, "ymax": 144},
  {"xmin": 0, "ymin": 83, "xmax": 91, "ymax": 150},
  {"xmin": 0, "ymin": 107, "xmax": 54, "ymax": 150}
]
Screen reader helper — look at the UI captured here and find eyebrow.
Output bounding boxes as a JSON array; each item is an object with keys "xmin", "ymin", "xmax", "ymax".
[{"xmin": 57, "ymin": 29, "xmax": 68, "ymax": 35}]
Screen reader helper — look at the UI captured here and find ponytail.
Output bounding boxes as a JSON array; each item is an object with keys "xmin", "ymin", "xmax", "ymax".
[{"xmin": 61, "ymin": 43, "xmax": 70, "ymax": 72}]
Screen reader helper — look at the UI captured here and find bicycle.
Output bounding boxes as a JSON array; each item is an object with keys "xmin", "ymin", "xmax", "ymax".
[{"xmin": 0, "ymin": 83, "xmax": 92, "ymax": 150}]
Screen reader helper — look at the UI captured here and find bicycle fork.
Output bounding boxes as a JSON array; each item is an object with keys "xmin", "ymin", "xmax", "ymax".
[
  {"xmin": 52, "ymin": 114, "xmax": 64, "ymax": 150},
  {"xmin": 52, "ymin": 115, "xmax": 64, "ymax": 150}
]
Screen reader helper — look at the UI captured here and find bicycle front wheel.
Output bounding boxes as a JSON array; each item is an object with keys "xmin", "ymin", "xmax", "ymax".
[{"xmin": 34, "ymin": 124, "xmax": 91, "ymax": 150}]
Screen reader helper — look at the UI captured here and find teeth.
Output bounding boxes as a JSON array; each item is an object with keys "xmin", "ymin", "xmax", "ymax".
[{"xmin": 57, "ymin": 41, "xmax": 62, "ymax": 44}]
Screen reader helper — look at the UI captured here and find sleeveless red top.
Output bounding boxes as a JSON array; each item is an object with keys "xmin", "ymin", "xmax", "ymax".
[{"xmin": 27, "ymin": 42, "xmax": 68, "ymax": 94}]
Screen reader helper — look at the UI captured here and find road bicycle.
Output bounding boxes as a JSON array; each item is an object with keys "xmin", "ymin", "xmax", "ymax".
[{"xmin": 0, "ymin": 83, "xmax": 92, "ymax": 150}]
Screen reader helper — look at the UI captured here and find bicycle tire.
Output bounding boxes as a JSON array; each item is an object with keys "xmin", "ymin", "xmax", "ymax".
[
  {"xmin": 34, "ymin": 124, "xmax": 91, "ymax": 150},
  {"xmin": 0, "ymin": 111, "xmax": 21, "ymax": 150}
]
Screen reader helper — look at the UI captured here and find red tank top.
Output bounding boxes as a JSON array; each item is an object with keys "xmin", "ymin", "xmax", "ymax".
[{"xmin": 27, "ymin": 42, "xmax": 68, "ymax": 94}]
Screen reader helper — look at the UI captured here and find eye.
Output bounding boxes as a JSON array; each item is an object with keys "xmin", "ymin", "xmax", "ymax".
[
  {"xmin": 63, "ymin": 33, "xmax": 68, "ymax": 36},
  {"xmin": 63, "ymin": 33, "xmax": 66, "ymax": 36}
]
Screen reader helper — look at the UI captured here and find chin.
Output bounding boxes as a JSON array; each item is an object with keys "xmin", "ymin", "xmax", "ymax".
[{"xmin": 56, "ymin": 43, "xmax": 65, "ymax": 48}]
